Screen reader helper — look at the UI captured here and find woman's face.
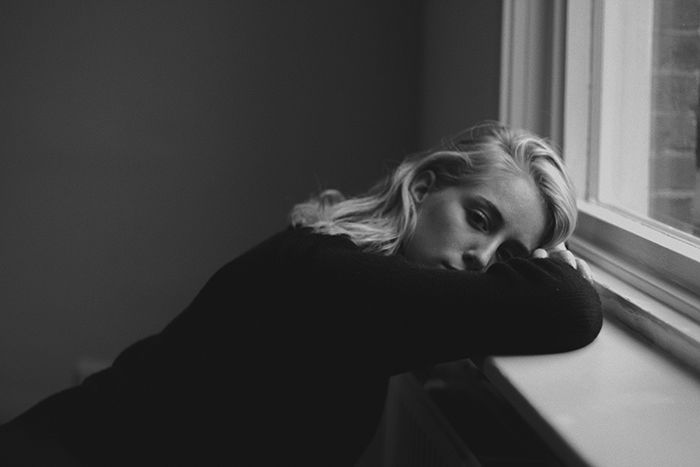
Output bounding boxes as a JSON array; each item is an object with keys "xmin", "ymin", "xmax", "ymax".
[{"xmin": 402, "ymin": 171, "xmax": 548, "ymax": 271}]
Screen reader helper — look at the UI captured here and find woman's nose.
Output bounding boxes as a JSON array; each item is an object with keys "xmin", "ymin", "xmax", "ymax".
[
  {"xmin": 462, "ymin": 242, "xmax": 499, "ymax": 271},
  {"xmin": 461, "ymin": 251, "xmax": 490, "ymax": 272}
]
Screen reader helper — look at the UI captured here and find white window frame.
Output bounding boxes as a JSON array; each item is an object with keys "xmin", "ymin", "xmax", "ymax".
[{"xmin": 501, "ymin": 0, "xmax": 700, "ymax": 373}]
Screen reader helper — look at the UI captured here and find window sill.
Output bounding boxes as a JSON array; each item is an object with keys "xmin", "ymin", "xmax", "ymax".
[
  {"xmin": 570, "ymin": 233, "xmax": 700, "ymax": 376},
  {"xmin": 481, "ymin": 261, "xmax": 700, "ymax": 467}
]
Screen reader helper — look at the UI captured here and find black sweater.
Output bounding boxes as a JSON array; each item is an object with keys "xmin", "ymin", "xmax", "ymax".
[{"xmin": 0, "ymin": 227, "xmax": 602, "ymax": 466}]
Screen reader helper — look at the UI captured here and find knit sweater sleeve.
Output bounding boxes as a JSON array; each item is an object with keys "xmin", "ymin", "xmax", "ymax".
[{"xmin": 295, "ymin": 230, "xmax": 603, "ymax": 373}]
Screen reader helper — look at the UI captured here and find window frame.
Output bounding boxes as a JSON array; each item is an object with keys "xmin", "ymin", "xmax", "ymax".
[{"xmin": 501, "ymin": 0, "xmax": 700, "ymax": 372}]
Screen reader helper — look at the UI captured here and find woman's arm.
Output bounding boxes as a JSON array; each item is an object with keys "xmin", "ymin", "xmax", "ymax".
[{"xmin": 299, "ymin": 230, "xmax": 602, "ymax": 373}]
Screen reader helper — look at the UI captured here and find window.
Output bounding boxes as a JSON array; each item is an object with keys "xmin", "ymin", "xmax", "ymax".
[
  {"xmin": 563, "ymin": 0, "xmax": 700, "ymax": 322},
  {"xmin": 649, "ymin": 0, "xmax": 700, "ymax": 235},
  {"xmin": 501, "ymin": 0, "xmax": 700, "ymax": 369},
  {"xmin": 586, "ymin": 0, "xmax": 700, "ymax": 237}
]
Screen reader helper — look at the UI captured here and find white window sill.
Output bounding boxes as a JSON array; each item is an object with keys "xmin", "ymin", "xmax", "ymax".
[{"xmin": 482, "ymin": 261, "xmax": 700, "ymax": 467}]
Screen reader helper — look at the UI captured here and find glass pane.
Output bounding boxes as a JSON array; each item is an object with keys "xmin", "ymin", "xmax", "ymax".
[{"xmin": 649, "ymin": 0, "xmax": 700, "ymax": 236}]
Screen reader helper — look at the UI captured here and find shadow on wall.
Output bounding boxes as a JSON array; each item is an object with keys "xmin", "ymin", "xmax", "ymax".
[{"xmin": 0, "ymin": 0, "xmax": 501, "ymax": 422}]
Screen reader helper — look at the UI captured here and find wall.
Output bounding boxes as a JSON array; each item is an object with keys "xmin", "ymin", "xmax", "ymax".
[
  {"xmin": 0, "ymin": 0, "xmax": 422, "ymax": 421},
  {"xmin": 418, "ymin": 0, "xmax": 502, "ymax": 148}
]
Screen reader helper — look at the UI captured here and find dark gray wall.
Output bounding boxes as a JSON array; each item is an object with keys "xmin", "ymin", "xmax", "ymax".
[
  {"xmin": 0, "ymin": 0, "xmax": 422, "ymax": 421},
  {"xmin": 419, "ymin": 0, "xmax": 502, "ymax": 147},
  {"xmin": 0, "ymin": 0, "xmax": 501, "ymax": 422}
]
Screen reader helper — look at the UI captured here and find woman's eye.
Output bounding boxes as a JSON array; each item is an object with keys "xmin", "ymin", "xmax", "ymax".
[{"xmin": 468, "ymin": 210, "xmax": 490, "ymax": 232}]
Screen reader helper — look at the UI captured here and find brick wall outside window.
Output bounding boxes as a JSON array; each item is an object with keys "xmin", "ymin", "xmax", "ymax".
[{"xmin": 650, "ymin": 0, "xmax": 700, "ymax": 235}]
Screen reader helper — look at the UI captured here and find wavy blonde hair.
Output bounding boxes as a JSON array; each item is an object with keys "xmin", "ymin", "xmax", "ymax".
[{"xmin": 290, "ymin": 121, "xmax": 577, "ymax": 255}]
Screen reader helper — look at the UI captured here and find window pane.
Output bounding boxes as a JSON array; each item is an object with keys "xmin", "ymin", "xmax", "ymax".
[
  {"xmin": 649, "ymin": 0, "xmax": 700, "ymax": 236},
  {"xmin": 595, "ymin": 0, "xmax": 700, "ymax": 241}
]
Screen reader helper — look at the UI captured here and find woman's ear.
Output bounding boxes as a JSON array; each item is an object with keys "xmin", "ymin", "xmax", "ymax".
[{"xmin": 410, "ymin": 170, "xmax": 436, "ymax": 203}]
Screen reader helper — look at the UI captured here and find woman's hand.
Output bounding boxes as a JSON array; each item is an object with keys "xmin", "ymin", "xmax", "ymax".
[{"xmin": 532, "ymin": 243, "xmax": 594, "ymax": 284}]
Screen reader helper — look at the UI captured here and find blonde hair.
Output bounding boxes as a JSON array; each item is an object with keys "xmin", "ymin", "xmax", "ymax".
[{"xmin": 290, "ymin": 121, "xmax": 577, "ymax": 255}]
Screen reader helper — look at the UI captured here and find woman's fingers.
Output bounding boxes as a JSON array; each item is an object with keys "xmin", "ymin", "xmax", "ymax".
[
  {"xmin": 551, "ymin": 249, "xmax": 577, "ymax": 269},
  {"xmin": 531, "ymin": 245, "xmax": 595, "ymax": 284},
  {"xmin": 532, "ymin": 248, "xmax": 548, "ymax": 259},
  {"xmin": 575, "ymin": 258, "xmax": 594, "ymax": 284}
]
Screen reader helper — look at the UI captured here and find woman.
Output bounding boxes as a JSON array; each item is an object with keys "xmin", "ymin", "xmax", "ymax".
[{"xmin": 0, "ymin": 122, "xmax": 601, "ymax": 466}]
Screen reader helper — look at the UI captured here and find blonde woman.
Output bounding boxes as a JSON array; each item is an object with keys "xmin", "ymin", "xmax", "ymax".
[{"xmin": 0, "ymin": 122, "xmax": 601, "ymax": 466}]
